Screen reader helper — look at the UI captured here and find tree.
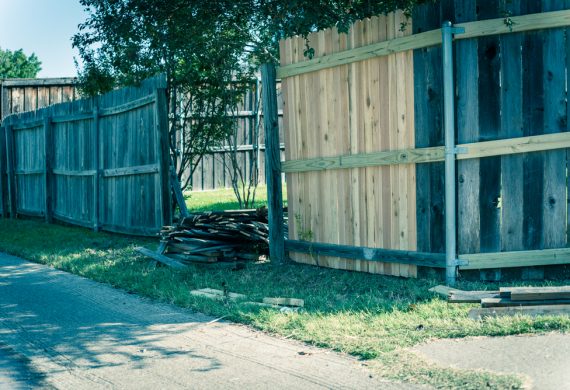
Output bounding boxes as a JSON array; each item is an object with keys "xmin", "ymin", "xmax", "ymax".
[
  {"xmin": 0, "ymin": 48, "xmax": 42, "ymax": 78},
  {"xmin": 252, "ymin": 0, "xmax": 428, "ymax": 62},
  {"xmin": 73, "ymin": 0, "xmax": 258, "ymax": 200},
  {"xmin": 72, "ymin": 0, "xmax": 427, "ymax": 210}
]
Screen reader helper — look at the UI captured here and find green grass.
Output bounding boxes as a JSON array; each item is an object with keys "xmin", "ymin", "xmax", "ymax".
[
  {"xmin": 0, "ymin": 190, "xmax": 568, "ymax": 389},
  {"xmin": 185, "ymin": 185, "xmax": 287, "ymax": 212}
]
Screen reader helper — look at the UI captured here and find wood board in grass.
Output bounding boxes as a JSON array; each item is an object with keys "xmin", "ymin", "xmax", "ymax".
[
  {"xmin": 481, "ymin": 297, "xmax": 570, "ymax": 308},
  {"xmin": 499, "ymin": 286, "xmax": 570, "ymax": 301},
  {"xmin": 469, "ymin": 304, "xmax": 570, "ymax": 319}
]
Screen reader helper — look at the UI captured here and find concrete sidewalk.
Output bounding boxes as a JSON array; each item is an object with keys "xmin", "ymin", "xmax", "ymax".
[
  {"xmin": 413, "ymin": 333, "xmax": 570, "ymax": 390},
  {"xmin": 0, "ymin": 252, "xmax": 417, "ymax": 389}
]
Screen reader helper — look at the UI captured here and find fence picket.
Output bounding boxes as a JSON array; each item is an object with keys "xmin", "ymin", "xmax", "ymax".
[{"xmin": 456, "ymin": 0, "xmax": 481, "ymax": 257}]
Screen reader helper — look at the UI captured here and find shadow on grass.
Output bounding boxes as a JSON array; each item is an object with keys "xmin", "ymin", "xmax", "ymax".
[{"xmin": 0, "ymin": 218, "xmax": 569, "ymax": 366}]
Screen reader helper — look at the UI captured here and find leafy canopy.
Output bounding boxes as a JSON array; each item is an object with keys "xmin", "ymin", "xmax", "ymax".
[
  {"xmin": 72, "ymin": 0, "xmax": 427, "ymax": 196},
  {"xmin": 0, "ymin": 48, "xmax": 42, "ymax": 78}
]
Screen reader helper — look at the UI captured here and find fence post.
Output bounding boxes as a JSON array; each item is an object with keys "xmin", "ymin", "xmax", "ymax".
[
  {"xmin": 43, "ymin": 114, "xmax": 53, "ymax": 223},
  {"xmin": 154, "ymin": 88, "xmax": 173, "ymax": 226},
  {"xmin": 5, "ymin": 123, "xmax": 16, "ymax": 218},
  {"xmin": 0, "ymin": 125, "xmax": 5, "ymax": 217},
  {"xmin": 442, "ymin": 21, "xmax": 464, "ymax": 286},
  {"xmin": 93, "ymin": 102, "xmax": 100, "ymax": 231},
  {"xmin": 261, "ymin": 63, "xmax": 285, "ymax": 264}
]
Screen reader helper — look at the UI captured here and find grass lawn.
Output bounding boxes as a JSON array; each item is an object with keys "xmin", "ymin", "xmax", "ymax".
[
  {"xmin": 0, "ymin": 188, "xmax": 568, "ymax": 389},
  {"xmin": 185, "ymin": 185, "xmax": 287, "ymax": 212}
]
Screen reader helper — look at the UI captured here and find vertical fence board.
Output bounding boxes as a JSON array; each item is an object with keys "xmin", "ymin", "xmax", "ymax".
[
  {"xmin": 476, "ymin": 0, "xmax": 502, "ymax": 258},
  {"xmin": 567, "ymin": 1, "xmax": 570, "ymax": 247},
  {"xmin": 455, "ymin": 0, "xmax": 481, "ymax": 256},
  {"xmin": 5, "ymin": 124, "xmax": 15, "ymax": 218},
  {"xmin": 474, "ymin": 0, "xmax": 502, "ymax": 281},
  {"xmin": 499, "ymin": 0, "xmax": 524, "ymax": 254},
  {"xmin": 413, "ymin": 3, "xmax": 445, "ymax": 255},
  {"xmin": 155, "ymin": 88, "xmax": 173, "ymax": 227},
  {"xmin": 521, "ymin": 2, "xmax": 545, "ymax": 251},
  {"xmin": 542, "ymin": 0, "xmax": 568, "ymax": 249},
  {"xmin": 0, "ymin": 126, "xmax": 5, "ymax": 216},
  {"xmin": 44, "ymin": 114, "xmax": 53, "ymax": 223}
]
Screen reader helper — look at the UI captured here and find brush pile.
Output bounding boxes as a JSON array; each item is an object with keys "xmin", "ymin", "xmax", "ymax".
[{"xmin": 159, "ymin": 208, "xmax": 272, "ymax": 264}]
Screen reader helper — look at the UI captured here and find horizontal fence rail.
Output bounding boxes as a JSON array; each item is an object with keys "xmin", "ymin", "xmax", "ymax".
[
  {"xmin": 282, "ymin": 132, "xmax": 570, "ymax": 173},
  {"xmin": 277, "ymin": 9, "xmax": 570, "ymax": 78}
]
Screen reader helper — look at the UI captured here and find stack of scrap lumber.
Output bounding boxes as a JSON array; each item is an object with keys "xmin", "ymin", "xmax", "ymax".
[
  {"xmin": 430, "ymin": 285, "xmax": 570, "ymax": 319},
  {"xmin": 138, "ymin": 208, "xmax": 278, "ymax": 267}
]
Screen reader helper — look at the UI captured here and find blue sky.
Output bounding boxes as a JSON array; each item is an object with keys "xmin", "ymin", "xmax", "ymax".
[{"xmin": 0, "ymin": 0, "xmax": 88, "ymax": 77}]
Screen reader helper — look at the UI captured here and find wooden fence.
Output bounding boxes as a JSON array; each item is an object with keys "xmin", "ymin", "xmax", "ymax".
[
  {"xmin": 277, "ymin": 1, "xmax": 570, "ymax": 279},
  {"xmin": 1, "ymin": 78, "xmax": 77, "ymax": 121},
  {"xmin": 0, "ymin": 76, "xmax": 171, "ymax": 235},
  {"xmin": 0, "ymin": 78, "xmax": 279, "ymax": 193},
  {"xmin": 186, "ymin": 80, "xmax": 285, "ymax": 191}
]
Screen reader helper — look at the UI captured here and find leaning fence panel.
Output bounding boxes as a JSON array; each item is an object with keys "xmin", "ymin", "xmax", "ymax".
[{"xmin": 0, "ymin": 76, "xmax": 171, "ymax": 236}]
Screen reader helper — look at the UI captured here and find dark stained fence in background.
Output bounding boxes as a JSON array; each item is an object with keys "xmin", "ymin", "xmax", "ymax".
[
  {"xmin": 0, "ymin": 76, "xmax": 171, "ymax": 235},
  {"xmin": 412, "ymin": 0, "xmax": 569, "ymax": 278},
  {"xmin": 185, "ymin": 81, "xmax": 285, "ymax": 191}
]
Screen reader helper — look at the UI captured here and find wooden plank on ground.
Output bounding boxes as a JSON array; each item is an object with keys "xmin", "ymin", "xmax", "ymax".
[
  {"xmin": 481, "ymin": 297, "xmax": 570, "ymax": 308},
  {"xmin": 448, "ymin": 291, "xmax": 500, "ymax": 303},
  {"xmin": 469, "ymin": 304, "xmax": 570, "ymax": 320},
  {"xmin": 499, "ymin": 286, "xmax": 570, "ymax": 301},
  {"xmin": 135, "ymin": 246, "xmax": 186, "ymax": 269},
  {"xmin": 428, "ymin": 285, "xmax": 461, "ymax": 297},
  {"xmin": 190, "ymin": 288, "xmax": 246, "ymax": 301},
  {"xmin": 262, "ymin": 297, "xmax": 304, "ymax": 307}
]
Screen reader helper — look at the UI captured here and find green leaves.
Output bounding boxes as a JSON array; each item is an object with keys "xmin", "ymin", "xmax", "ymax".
[{"xmin": 0, "ymin": 48, "xmax": 42, "ymax": 78}]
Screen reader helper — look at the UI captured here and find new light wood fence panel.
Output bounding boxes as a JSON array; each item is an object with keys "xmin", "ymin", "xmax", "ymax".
[
  {"xmin": 281, "ymin": 11, "xmax": 417, "ymax": 277},
  {"xmin": 1, "ymin": 76, "xmax": 170, "ymax": 236}
]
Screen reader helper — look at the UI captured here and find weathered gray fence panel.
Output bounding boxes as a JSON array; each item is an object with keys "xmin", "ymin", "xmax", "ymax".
[
  {"xmin": 186, "ymin": 81, "xmax": 285, "ymax": 191},
  {"xmin": 0, "ymin": 78, "xmax": 77, "ymax": 121},
  {"xmin": 0, "ymin": 76, "xmax": 171, "ymax": 236}
]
